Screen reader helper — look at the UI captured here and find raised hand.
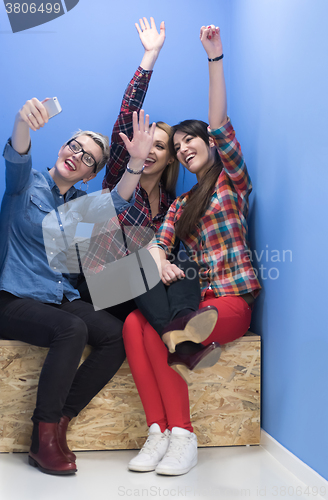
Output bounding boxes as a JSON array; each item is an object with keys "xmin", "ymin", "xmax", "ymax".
[
  {"xmin": 200, "ymin": 24, "xmax": 227, "ymax": 129},
  {"xmin": 17, "ymin": 98, "xmax": 49, "ymax": 132},
  {"xmin": 200, "ymin": 25, "xmax": 223, "ymax": 59},
  {"xmin": 119, "ymin": 110, "xmax": 156, "ymax": 162},
  {"xmin": 116, "ymin": 110, "xmax": 156, "ymax": 200},
  {"xmin": 12, "ymin": 97, "xmax": 51, "ymax": 154},
  {"xmin": 135, "ymin": 16, "xmax": 165, "ymax": 53}
]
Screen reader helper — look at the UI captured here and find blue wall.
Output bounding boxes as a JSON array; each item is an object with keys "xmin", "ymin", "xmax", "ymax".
[
  {"xmin": 229, "ymin": 0, "xmax": 328, "ymax": 481},
  {"xmin": 0, "ymin": 0, "xmax": 230, "ymax": 195},
  {"xmin": 1, "ymin": 0, "xmax": 327, "ymax": 483}
]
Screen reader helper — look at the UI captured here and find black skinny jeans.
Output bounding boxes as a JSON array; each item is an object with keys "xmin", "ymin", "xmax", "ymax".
[
  {"xmin": 135, "ymin": 258, "xmax": 201, "ymax": 335},
  {"xmin": 79, "ymin": 256, "xmax": 201, "ymax": 336},
  {"xmin": 0, "ymin": 291, "xmax": 125, "ymax": 423}
]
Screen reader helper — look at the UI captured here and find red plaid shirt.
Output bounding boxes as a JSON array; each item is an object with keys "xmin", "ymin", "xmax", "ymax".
[
  {"xmin": 83, "ymin": 67, "xmax": 175, "ymax": 273},
  {"xmin": 155, "ymin": 120, "xmax": 261, "ymax": 300}
]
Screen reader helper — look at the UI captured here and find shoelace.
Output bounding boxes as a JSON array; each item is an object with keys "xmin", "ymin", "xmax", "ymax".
[
  {"xmin": 139, "ymin": 431, "xmax": 169, "ymax": 456},
  {"xmin": 164, "ymin": 435, "xmax": 192, "ymax": 460}
]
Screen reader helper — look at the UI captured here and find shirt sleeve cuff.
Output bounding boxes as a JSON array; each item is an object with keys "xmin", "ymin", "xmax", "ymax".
[
  {"xmin": 137, "ymin": 65, "xmax": 153, "ymax": 77},
  {"xmin": 148, "ymin": 241, "xmax": 166, "ymax": 251},
  {"xmin": 110, "ymin": 185, "xmax": 136, "ymax": 212},
  {"xmin": 208, "ymin": 118, "xmax": 233, "ymax": 138},
  {"xmin": 3, "ymin": 138, "xmax": 31, "ymax": 163}
]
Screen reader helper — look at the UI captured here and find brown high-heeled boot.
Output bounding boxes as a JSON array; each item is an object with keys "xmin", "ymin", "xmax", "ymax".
[
  {"xmin": 28, "ymin": 422, "xmax": 77, "ymax": 475},
  {"xmin": 168, "ymin": 342, "xmax": 222, "ymax": 384},
  {"xmin": 57, "ymin": 416, "xmax": 76, "ymax": 462},
  {"xmin": 161, "ymin": 306, "xmax": 218, "ymax": 353}
]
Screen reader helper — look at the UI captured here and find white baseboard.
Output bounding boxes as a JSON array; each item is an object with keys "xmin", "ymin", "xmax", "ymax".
[{"xmin": 261, "ymin": 430, "xmax": 328, "ymax": 500}]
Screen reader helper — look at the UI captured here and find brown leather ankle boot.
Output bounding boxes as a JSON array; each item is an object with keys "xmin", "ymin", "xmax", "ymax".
[
  {"xmin": 28, "ymin": 422, "xmax": 77, "ymax": 475},
  {"xmin": 57, "ymin": 416, "xmax": 76, "ymax": 462}
]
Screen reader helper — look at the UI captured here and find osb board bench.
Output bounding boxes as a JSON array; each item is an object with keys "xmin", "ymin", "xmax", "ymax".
[{"xmin": 0, "ymin": 333, "xmax": 260, "ymax": 453}]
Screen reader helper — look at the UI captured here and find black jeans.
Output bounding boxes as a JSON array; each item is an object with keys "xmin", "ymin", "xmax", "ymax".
[
  {"xmin": 0, "ymin": 291, "xmax": 125, "ymax": 423},
  {"xmin": 78, "ymin": 256, "xmax": 201, "ymax": 337},
  {"xmin": 78, "ymin": 279, "xmax": 137, "ymax": 322},
  {"xmin": 135, "ymin": 258, "xmax": 201, "ymax": 335}
]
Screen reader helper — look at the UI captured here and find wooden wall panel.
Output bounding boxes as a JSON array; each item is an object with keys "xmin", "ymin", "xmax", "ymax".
[{"xmin": 0, "ymin": 334, "xmax": 260, "ymax": 452}]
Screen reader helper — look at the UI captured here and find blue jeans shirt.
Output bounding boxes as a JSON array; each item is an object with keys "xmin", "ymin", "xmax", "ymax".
[{"xmin": 0, "ymin": 140, "xmax": 136, "ymax": 304}]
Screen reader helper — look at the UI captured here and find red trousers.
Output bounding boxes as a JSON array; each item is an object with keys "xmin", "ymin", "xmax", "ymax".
[{"xmin": 122, "ymin": 291, "xmax": 252, "ymax": 433}]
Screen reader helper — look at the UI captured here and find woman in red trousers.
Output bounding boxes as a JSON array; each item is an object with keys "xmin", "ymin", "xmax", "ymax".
[{"xmin": 123, "ymin": 23, "xmax": 261, "ymax": 477}]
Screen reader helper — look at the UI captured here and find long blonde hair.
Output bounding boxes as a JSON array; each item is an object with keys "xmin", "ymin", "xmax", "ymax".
[{"xmin": 155, "ymin": 122, "xmax": 180, "ymax": 197}]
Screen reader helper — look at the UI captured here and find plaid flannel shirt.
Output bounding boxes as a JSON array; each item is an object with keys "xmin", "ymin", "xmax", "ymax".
[
  {"xmin": 155, "ymin": 119, "xmax": 261, "ymax": 300},
  {"xmin": 83, "ymin": 67, "xmax": 175, "ymax": 273}
]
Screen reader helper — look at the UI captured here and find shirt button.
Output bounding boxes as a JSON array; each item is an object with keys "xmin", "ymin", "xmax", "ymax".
[
  {"xmin": 59, "ymin": 224, "xmax": 62, "ymax": 227},
  {"xmin": 54, "ymin": 267, "xmax": 56, "ymax": 270},
  {"xmin": 52, "ymin": 238, "xmax": 55, "ymax": 241},
  {"xmin": 50, "ymin": 252, "xmax": 53, "ymax": 255},
  {"xmin": 59, "ymin": 281, "xmax": 62, "ymax": 284}
]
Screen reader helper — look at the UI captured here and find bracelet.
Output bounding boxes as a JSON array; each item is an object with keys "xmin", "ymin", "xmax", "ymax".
[
  {"xmin": 126, "ymin": 164, "xmax": 145, "ymax": 175},
  {"xmin": 208, "ymin": 54, "xmax": 224, "ymax": 62}
]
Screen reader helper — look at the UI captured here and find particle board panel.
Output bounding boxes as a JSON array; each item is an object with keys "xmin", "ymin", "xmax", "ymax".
[{"xmin": 0, "ymin": 333, "xmax": 260, "ymax": 452}]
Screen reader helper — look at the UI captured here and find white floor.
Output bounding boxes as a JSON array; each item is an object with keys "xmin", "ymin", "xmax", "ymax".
[{"xmin": 0, "ymin": 444, "xmax": 326, "ymax": 500}]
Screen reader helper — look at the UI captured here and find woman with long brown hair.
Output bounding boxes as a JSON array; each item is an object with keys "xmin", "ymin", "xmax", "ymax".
[{"xmin": 122, "ymin": 23, "xmax": 261, "ymax": 477}]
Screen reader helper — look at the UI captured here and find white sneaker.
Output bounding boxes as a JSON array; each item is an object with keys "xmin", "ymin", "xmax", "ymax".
[
  {"xmin": 128, "ymin": 424, "xmax": 170, "ymax": 472},
  {"xmin": 155, "ymin": 427, "xmax": 198, "ymax": 476}
]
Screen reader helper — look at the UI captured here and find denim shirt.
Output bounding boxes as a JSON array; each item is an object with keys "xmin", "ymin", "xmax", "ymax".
[{"xmin": 0, "ymin": 140, "xmax": 136, "ymax": 304}]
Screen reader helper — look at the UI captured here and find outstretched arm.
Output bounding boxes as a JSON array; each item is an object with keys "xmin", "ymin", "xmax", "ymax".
[
  {"xmin": 202, "ymin": 26, "xmax": 251, "ymax": 196},
  {"xmin": 200, "ymin": 25, "xmax": 227, "ymax": 129},
  {"xmin": 11, "ymin": 98, "xmax": 49, "ymax": 154},
  {"xmin": 103, "ymin": 17, "xmax": 165, "ymax": 190},
  {"xmin": 4, "ymin": 98, "xmax": 50, "ymax": 195},
  {"xmin": 137, "ymin": 16, "xmax": 165, "ymax": 71}
]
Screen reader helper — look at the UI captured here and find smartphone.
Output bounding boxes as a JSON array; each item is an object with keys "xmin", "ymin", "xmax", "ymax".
[{"xmin": 43, "ymin": 97, "xmax": 62, "ymax": 119}]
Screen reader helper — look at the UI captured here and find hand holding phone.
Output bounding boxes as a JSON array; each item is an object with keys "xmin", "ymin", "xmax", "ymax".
[
  {"xmin": 43, "ymin": 97, "xmax": 62, "ymax": 119},
  {"xmin": 17, "ymin": 97, "xmax": 62, "ymax": 134}
]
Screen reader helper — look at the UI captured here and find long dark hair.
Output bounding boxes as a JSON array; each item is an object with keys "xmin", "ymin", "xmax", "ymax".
[{"xmin": 170, "ymin": 120, "xmax": 223, "ymax": 241}]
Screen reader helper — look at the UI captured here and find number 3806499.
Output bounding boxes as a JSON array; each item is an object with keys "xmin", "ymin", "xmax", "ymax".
[{"xmin": 5, "ymin": 3, "xmax": 61, "ymax": 14}]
